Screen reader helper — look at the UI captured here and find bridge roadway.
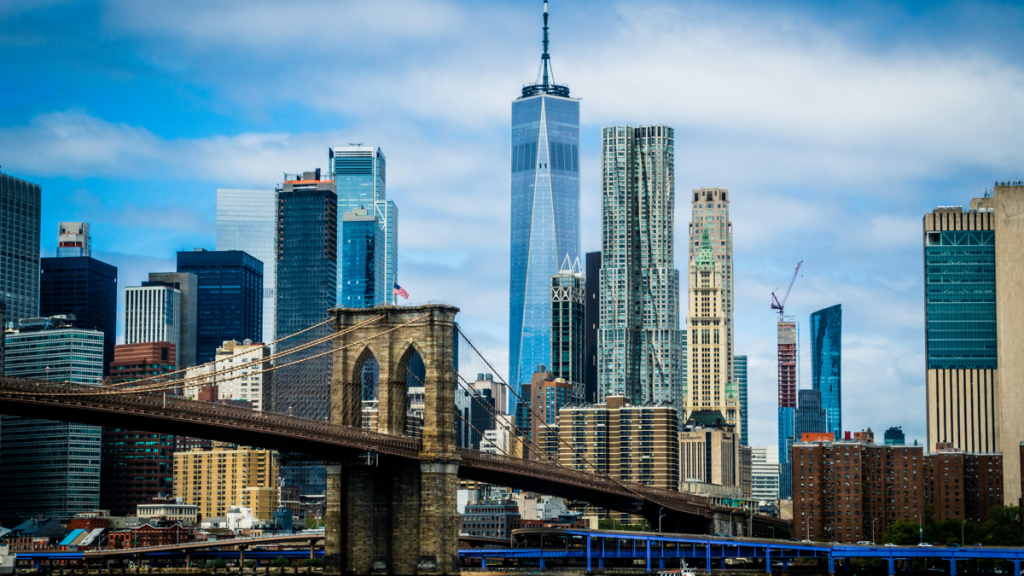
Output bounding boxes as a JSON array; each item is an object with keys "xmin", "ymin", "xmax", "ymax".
[
  {"xmin": 461, "ymin": 530, "xmax": 1024, "ymax": 575},
  {"xmin": 0, "ymin": 376, "xmax": 771, "ymax": 532}
]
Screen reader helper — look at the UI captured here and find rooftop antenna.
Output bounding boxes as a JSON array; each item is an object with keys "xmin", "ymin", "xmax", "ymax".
[{"xmin": 541, "ymin": 0, "xmax": 550, "ymax": 87}]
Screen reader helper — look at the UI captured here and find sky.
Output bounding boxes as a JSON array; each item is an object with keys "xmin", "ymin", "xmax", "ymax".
[{"xmin": 2, "ymin": 0, "xmax": 1023, "ymax": 449}]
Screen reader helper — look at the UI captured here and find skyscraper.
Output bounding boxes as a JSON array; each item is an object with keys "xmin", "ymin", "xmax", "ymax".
[
  {"xmin": 599, "ymin": 124, "xmax": 681, "ymax": 409},
  {"xmin": 217, "ymin": 188, "xmax": 278, "ymax": 345},
  {"xmin": 685, "ymin": 229, "xmax": 733, "ymax": 431},
  {"xmin": 0, "ymin": 170, "xmax": 41, "ymax": 324},
  {"xmin": 750, "ymin": 445, "xmax": 780, "ymax": 502},
  {"xmin": 735, "ymin": 355, "xmax": 748, "ymax": 446},
  {"xmin": 329, "ymin": 146, "xmax": 397, "ymax": 307},
  {"xmin": 339, "ymin": 208, "xmax": 386, "ymax": 308},
  {"xmin": 810, "ymin": 304, "xmax": 841, "ymax": 439},
  {"xmin": 777, "ymin": 316, "xmax": 797, "ymax": 497},
  {"xmin": 924, "ymin": 183, "xmax": 1024, "ymax": 504},
  {"xmin": 146, "ymin": 272, "xmax": 198, "ymax": 368},
  {"xmin": 125, "ymin": 284, "xmax": 182, "ymax": 368},
  {"xmin": 584, "ymin": 252, "xmax": 600, "ymax": 403},
  {"xmin": 40, "ymin": 222, "xmax": 118, "ymax": 375},
  {"xmin": 177, "ymin": 248, "xmax": 264, "ymax": 364},
  {"xmin": 2, "ymin": 315, "xmax": 104, "ymax": 522},
  {"xmin": 509, "ymin": 1, "xmax": 580, "ymax": 396},
  {"xmin": 550, "ymin": 259, "xmax": 585, "ymax": 396}
]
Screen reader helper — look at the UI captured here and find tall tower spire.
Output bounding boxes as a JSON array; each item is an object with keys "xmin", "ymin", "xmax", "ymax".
[
  {"xmin": 542, "ymin": 0, "xmax": 550, "ymax": 87},
  {"xmin": 521, "ymin": 0, "xmax": 569, "ymax": 98}
]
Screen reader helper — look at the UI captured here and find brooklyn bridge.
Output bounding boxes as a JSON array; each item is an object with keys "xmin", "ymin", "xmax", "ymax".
[{"xmin": 0, "ymin": 304, "xmax": 784, "ymax": 575}]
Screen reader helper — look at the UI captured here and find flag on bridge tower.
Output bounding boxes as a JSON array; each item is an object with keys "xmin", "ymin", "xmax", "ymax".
[{"xmin": 393, "ymin": 284, "xmax": 409, "ymax": 300}]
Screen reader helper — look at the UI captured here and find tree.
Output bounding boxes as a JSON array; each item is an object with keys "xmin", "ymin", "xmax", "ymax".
[
  {"xmin": 881, "ymin": 520, "xmax": 919, "ymax": 545},
  {"xmin": 204, "ymin": 559, "xmax": 227, "ymax": 570},
  {"xmin": 271, "ymin": 557, "xmax": 291, "ymax": 568},
  {"xmin": 243, "ymin": 561, "xmax": 255, "ymax": 569},
  {"xmin": 304, "ymin": 517, "xmax": 325, "ymax": 530},
  {"xmin": 982, "ymin": 506, "xmax": 1024, "ymax": 547}
]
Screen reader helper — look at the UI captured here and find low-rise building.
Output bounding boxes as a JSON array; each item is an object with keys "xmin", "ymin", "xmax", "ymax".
[
  {"xmin": 107, "ymin": 522, "xmax": 189, "ymax": 549},
  {"xmin": 460, "ymin": 500, "xmax": 521, "ymax": 540},
  {"xmin": 136, "ymin": 498, "xmax": 199, "ymax": 525}
]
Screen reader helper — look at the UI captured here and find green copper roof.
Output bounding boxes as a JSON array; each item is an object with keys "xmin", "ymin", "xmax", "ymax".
[{"xmin": 695, "ymin": 227, "xmax": 715, "ymax": 270}]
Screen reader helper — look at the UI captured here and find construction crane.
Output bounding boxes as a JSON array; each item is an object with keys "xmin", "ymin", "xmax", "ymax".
[{"xmin": 771, "ymin": 261, "xmax": 803, "ymax": 317}]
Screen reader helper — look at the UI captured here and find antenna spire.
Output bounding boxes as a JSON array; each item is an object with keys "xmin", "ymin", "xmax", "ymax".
[{"xmin": 542, "ymin": 1, "xmax": 550, "ymax": 86}]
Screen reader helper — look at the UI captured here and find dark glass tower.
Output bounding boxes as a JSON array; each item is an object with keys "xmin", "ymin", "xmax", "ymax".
[
  {"xmin": 40, "ymin": 256, "xmax": 118, "ymax": 375},
  {"xmin": 339, "ymin": 208, "xmax": 385, "ymax": 308},
  {"xmin": 0, "ymin": 171, "xmax": 41, "ymax": 324},
  {"xmin": 510, "ymin": 1, "xmax": 580, "ymax": 397},
  {"xmin": 584, "ymin": 252, "xmax": 600, "ymax": 403},
  {"xmin": 275, "ymin": 171, "xmax": 337, "ymax": 497},
  {"xmin": 177, "ymin": 249, "xmax": 264, "ymax": 363},
  {"xmin": 810, "ymin": 304, "xmax": 842, "ymax": 439}
]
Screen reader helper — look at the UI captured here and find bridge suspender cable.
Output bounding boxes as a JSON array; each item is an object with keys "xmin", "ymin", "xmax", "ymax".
[
  {"xmin": 7, "ymin": 311, "xmax": 428, "ymax": 397},
  {"xmin": 451, "ymin": 373, "xmax": 554, "ymax": 464}
]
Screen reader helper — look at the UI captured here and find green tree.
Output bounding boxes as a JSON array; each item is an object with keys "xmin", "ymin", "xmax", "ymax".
[
  {"xmin": 243, "ymin": 560, "xmax": 255, "ymax": 569},
  {"xmin": 881, "ymin": 520, "xmax": 920, "ymax": 545},
  {"xmin": 982, "ymin": 506, "xmax": 1024, "ymax": 547},
  {"xmin": 204, "ymin": 559, "xmax": 227, "ymax": 570},
  {"xmin": 306, "ymin": 559, "xmax": 323, "ymax": 568},
  {"xmin": 271, "ymin": 557, "xmax": 291, "ymax": 568}
]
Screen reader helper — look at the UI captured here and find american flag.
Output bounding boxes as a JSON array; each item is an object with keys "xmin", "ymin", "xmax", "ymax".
[{"xmin": 393, "ymin": 284, "xmax": 409, "ymax": 299}]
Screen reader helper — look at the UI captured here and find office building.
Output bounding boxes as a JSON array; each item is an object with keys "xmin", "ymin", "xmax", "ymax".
[
  {"xmin": 679, "ymin": 415, "xmax": 740, "ymax": 488},
  {"xmin": 735, "ymin": 355, "xmax": 748, "ymax": 446},
  {"xmin": 584, "ymin": 252, "xmax": 600, "ymax": 403},
  {"xmin": 145, "ymin": 272, "xmax": 198, "ymax": 369},
  {"xmin": 685, "ymin": 228, "xmax": 735, "ymax": 431},
  {"xmin": 924, "ymin": 183, "xmax": 1024, "ymax": 503},
  {"xmin": 810, "ymin": 304, "xmax": 841, "ymax": 438},
  {"xmin": 1, "ymin": 315, "xmax": 104, "ymax": 522},
  {"xmin": 461, "ymin": 501, "xmax": 522, "ymax": 540},
  {"xmin": 751, "ymin": 446, "xmax": 780, "ymax": 502},
  {"xmin": 40, "ymin": 223, "xmax": 117, "ymax": 375},
  {"xmin": 125, "ymin": 284, "xmax": 182, "ymax": 368},
  {"xmin": 339, "ymin": 208, "xmax": 386, "ymax": 308},
  {"xmin": 0, "ymin": 171, "xmax": 41, "ymax": 324},
  {"xmin": 516, "ymin": 365, "xmax": 577, "ymax": 449},
  {"xmin": 554, "ymin": 396, "xmax": 679, "ymax": 494},
  {"xmin": 794, "ymin": 439, "xmax": 1003, "ymax": 543},
  {"xmin": 173, "ymin": 443, "xmax": 279, "ymax": 521},
  {"xmin": 102, "ymin": 342, "xmax": 177, "ymax": 517},
  {"xmin": 275, "ymin": 170, "xmax": 337, "ymax": 496},
  {"xmin": 509, "ymin": 2, "xmax": 580, "ymax": 398},
  {"xmin": 884, "ymin": 426, "xmax": 905, "ymax": 445},
  {"xmin": 794, "ymin": 389, "xmax": 829, "ymax": 443},
  {"xmin": 471, "ymin": 373, "xmax": 507, "ymax": 415},
  {"xmin": 924, "ymin": 449, "xmax": 1002, "ymax": 523},
  {"xmin": 550, "ymin": 259, "xmax": 585, "ymax": 395},
  {"xmin": 177, "ymin": 249, "xmax": 263, "ymax": 364},
  {"xmin": 217, "ymin": 188, "xmax": 278, "ymax": 345},
  {"xmin": 329, "ymin": 146, "xmax": 398, "ymax": 306},
  {"xmin": 0, "ymin": 302, "xmax": 5, "ymax": 374},
  {"xmin": 599, "ymin": 124, "xmax": 682, "ymax": 410},
  {"xmin": 57, "ymin": 222, "xmax": 89, "ymax": 257},
  {"xmin": 184, "ymin": 339, "xmax": 272, "ymax": 411}
]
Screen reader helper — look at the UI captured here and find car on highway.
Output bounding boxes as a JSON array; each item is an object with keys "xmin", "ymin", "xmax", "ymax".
[
  {"xmin": 885, "ymin": 543, "xmax": 898, "ymax": 547},
  {"xmin": 918, "ymin": 542, "xmax": 933, "ymax": 547}
]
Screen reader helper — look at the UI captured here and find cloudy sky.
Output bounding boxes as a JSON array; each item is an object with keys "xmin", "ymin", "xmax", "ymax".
[{"xmin": 2, "ymin": 0, "xmax": 1023, "ymax": 448}]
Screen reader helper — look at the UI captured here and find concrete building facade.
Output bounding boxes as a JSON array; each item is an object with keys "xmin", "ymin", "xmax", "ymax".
[
  {"xmin": 125, "ymin": 284, "xmax": 182, "ymax": 368},
  {"xmin": 173, "ymin": 443, "xmax": 279, "ymax": 521},
  {"xmin": 751, "ymin": 445, "xmax": 780, "ymax": 502},
  {"xmin": 184, "ymin": 339, "xmax": 272, "ymax": 411}
]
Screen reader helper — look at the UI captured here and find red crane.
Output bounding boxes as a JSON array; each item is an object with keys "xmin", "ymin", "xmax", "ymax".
[{"xmin": 771, "ymin": 261, "xmax": 803, "ymax": 317}]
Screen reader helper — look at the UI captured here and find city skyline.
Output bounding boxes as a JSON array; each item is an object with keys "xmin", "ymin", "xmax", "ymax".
[{"xmin": 3, "ymin": 0, "xmax": 1024, "ymax": 447}]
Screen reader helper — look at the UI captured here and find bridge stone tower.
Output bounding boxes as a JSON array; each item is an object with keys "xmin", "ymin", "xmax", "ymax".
[{"xmin": 326, "ymin": 304, "xmax": 461, "ymax": 575}]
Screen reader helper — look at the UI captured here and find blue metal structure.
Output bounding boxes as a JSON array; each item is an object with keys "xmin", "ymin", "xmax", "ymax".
[{"xmin": 459, "ymin": 530, "xmax": 1024, "ymax": 575}]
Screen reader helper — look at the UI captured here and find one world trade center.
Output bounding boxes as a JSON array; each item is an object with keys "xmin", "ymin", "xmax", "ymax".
[{"xmin": 509, "ymin": 0, "xmax": 580, "ymax": 396}]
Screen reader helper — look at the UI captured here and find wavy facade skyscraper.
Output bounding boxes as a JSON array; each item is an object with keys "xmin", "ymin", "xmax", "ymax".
[{"xmin": 509, "ymin": 1, "xmax": 580, "ymax": 393}]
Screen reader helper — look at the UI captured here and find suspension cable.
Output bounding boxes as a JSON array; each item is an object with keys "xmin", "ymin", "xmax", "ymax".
[{"xmin": 453, "ymin": 373, "xmax": 553, "ymax": 464}]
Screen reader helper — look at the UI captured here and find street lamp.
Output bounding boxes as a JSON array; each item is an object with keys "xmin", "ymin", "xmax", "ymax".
[{"xmin": 658, "ymin": 507, "xmax": 665, "ymax": 533}]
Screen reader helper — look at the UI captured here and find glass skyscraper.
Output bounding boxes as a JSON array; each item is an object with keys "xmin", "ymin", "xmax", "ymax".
[
  {"xmin": 330, "ymin": 146, "xmax": 397, "ymax": 307},
  {"xmin": 40, "ymin": 240, "xmax": 118, "ymax": 376},
  {"xmin": 177, "ymin": 249, "xmax": 263, "ymax": 363},
  {"xmin": 810, "ymin": 304, "xmax": 842, "ymax": 439},
  {"xmin": 217, "ymin": 189, "xmax": 278, "ymax": 346},
  {"xmin": 735, "ymin": 355, "xmax": 748, "ymax": 446},
  {"xmin": 0, "ymin": 171, "xmax": 41, "ymax": 325},
  {"xmin": 2, "ymin": 316, "xmax": 104, "ymax": 522},
  {"xmin": 509, "ymin": 2, "xmax": 580, "ymax": 393},
  {"xmin": 340, "ymin": 208, "xmax": 386, "ymax": 308}
]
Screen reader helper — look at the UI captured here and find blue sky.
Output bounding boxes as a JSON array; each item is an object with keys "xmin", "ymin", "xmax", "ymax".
[{"xmin": 2, "ymin": 0, "xmax": 1023, "ymax": 448}]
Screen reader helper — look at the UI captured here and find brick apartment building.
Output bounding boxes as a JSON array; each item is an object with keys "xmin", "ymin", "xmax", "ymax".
[
  {"xmin": 107, "ymin": 522, "xmax": 190, "ymax": 549},
  {"xmin": 793, "ymin": 440, "xmax": 1002, "ymax": 543}
]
